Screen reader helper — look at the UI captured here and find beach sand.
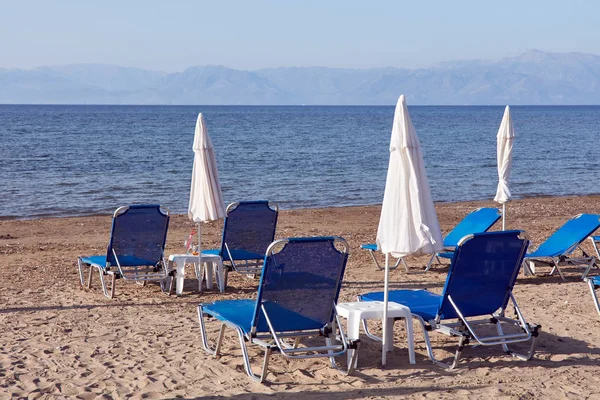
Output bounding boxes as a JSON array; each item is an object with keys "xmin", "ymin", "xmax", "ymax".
[{"xmin": 2, "ymin": 196, "xmax": 600, "ymax": 399}]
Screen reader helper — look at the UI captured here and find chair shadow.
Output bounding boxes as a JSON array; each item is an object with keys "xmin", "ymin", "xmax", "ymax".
[
  {"xmin": 198, "ymin": 319, "xmax": 600, "ymax": 396},
  {"xmin": 0, "ymin": 299, "xmax": 200, "ymax": 314},
  {"xmin": 182, "ymin": 384, "xmax": 482, "ymax": 400},
  {"xmin": 515, "ymin": 268, "xmax": 588, "ymax": 285},
  {"xmin": 363, "ymin": 325, "xmax": 600, "ymax": 373},
  {"xmin": 173, "ymin": 328, "xmax": 600, "ymax": 398}
]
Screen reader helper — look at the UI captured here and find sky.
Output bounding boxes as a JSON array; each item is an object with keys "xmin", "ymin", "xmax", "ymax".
[{"xmin": 1, "ymin": 0, "xmax": 599, "ymax": 72}]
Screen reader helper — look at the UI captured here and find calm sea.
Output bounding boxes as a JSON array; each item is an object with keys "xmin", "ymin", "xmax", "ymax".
[{"xmin": 1, "ymin": 104, "xmax": 599, "ymax": 219}]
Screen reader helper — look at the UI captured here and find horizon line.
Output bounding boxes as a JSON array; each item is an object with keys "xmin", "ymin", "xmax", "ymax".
[{"xmin": 2, "ymin": 103, "xmax": 600, "ymax": 107}]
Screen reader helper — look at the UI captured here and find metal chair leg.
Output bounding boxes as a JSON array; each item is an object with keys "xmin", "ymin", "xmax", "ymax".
[
  {"xmin": 77, "ymin": 258, "xmax": 86, "ymax": 286},
  {"xmin": 198, "ymin": 306, "xmax": 227, "ymax": 357},
  {"xmin": 582, "ymin": 257, "xmax": 597, "ymax": 279},
  {"xmin": 98, "ymin": 269, "xmax": 109, "ymax": 297},
  {"xmin": 87, "ymin": 265, "xmax": 93, "ymax": 288},
  {"xmin": 236, "ymin": 327, "xmax": 272, "ymax": 383},
  {"xmin": 588, "ymin": 279, "xmax": 600, "ymax": 316},
  {"xmin": 108, "ymin": 273, "xmax": 116, "ymax": 299},
  {"xmin": 551, "ymin": 260, "xmax": 566, "ymax": 281}
]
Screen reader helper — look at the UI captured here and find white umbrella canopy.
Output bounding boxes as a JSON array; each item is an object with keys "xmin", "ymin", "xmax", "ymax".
[
  {"xmin": 376, "ymin": 95, "xmax": 443, "ymax": 365},
  {"xmin": 188, "ymin": 113, "xmax": 226, "ymax": 249},
  {"xmin": 494, "ymin": 106, "xmax": 515, "ymax": 230}
]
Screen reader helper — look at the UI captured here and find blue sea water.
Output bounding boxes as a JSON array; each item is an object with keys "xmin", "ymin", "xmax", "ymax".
[{"xmin": 0, "ymin": 104, "xmax": 599, "ymax": 219}]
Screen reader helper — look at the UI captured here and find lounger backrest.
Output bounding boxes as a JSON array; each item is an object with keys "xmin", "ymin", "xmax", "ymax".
[
  {"xmin": 437, "ymin": 230, "xmax": 528, "ymax": 320},
  {"xmin": 107, "ymin": 204, "xmax": 170, "ymax": 267},
  {"xmin": 533, "ymin": 214, "xmax": 600, "ymax": 257},
  {"xmin": 443, "ymin": 207, "xmax": 502, "ymax": 248},
  {"xmin": 252, "ymin": 237, "xmax": 349, "ymax": 333},
  {"xmin": 220, "ymin": 201, "xmax": 278, "ymax": 260}
]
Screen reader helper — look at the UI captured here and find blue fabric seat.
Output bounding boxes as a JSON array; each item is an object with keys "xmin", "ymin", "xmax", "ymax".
[
  {"xmin": 360, "ymin": 207, "xmax": 501, "ymax": 272},
  {"xmin": 203, "ymin": 299, "xmax": 328, "ymax": 335},
  {"xmin": 77, "ymin": 204, "xmax": 170, "ymax": 298},
  {"xmin": 360, "ymin": 231, "xmax": 540, "ymax": 369},
  {"xmin": 201, "ymin": 201, "xmax": 278, "ymax": 287},
  {"xmin": 80, "ymin": 255, "xmax": 157, "ymax": 269},
  {"xmin": 198, "ymin": 237, "xmax": 354, "ymax": 383},
  {"xmin": 523, "ymin": 214, "xmax": 600, "ymax": 281}
]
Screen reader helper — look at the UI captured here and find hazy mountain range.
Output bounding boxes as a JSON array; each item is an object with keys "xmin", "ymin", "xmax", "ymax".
[{"xmin": 1, "ymin": 50, "xmax": 599, "ymax": 105}]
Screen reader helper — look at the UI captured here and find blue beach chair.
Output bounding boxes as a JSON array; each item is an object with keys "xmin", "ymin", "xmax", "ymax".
[
  {"xmin": 198, "ymin": 237, "xmax": 357, "ymax": 383},
  {"xmin": 360, "ymin": 243, "xmax": 408, "ymax": 271},
  {"xmin": 77, "ymin": 204, "xmax": 171, "ymax": 298},
  {"xmin": 359, "ymin": 230, "xmax": 540, "ymax": 369},
  {"xmin": 360, "ymin": 207, "xmax": 501, "ymax": 272},
  {"xmin": 523, "ymin": 214, "xmax": 600, "ymax": 281},
  {"xmin": 423, "ymin": 207, "xmax": 502, "ymax": 271},
  {"xmin": 202, "ymin": 201, "xmax": 278, "ymax": 287}
]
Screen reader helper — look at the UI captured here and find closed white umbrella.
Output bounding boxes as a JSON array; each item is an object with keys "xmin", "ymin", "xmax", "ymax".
[
  {"xmin": 376, "ymin": 95, "xmax": 443, "ymax": 365},
  {"xmin": 188, "ymin": 113, "xmax": 226, "ymax": 292},
  {"xmin": 494, "ymin": 106, "xmax": 515, "ymax": 230}
]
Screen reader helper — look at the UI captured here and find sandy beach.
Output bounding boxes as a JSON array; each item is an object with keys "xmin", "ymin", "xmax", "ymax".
[{"xmin": 2, "ymin": 195, "xmax": 600, "ymax": 399}]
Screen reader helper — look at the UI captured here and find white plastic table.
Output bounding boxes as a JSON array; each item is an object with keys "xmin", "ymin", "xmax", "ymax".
[
  {"xmin": 336, "ymin": 301, "xmax": 415, "ymax": 368},
  {"xmin": 167, "ymin": 253, "xmax": 224, "ymax": 295}
]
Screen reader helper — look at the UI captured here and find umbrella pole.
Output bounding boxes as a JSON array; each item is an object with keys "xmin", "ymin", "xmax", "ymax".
[
  {"xmin": 197, "ymin": 222, "xmax": 203, "ymax": 289},
  {"xmin": 502, "ymin": 203, "xmax": 506, "ymax": 230},
  {"xmin": 382, "ymin": 253, "xmax": 390, "ymax": 366},
  {"xmin": 197, "ymin": 222, "xmax": 201, "ymax": 253}
]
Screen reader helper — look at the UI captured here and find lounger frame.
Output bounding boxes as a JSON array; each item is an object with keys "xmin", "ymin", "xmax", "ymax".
[
  {"xmin": 77, "ymin": 205, "xmax": 172, "ymax": 298},
  {"xmin": 361, "ymin": 231, "xmax": 540, "ymax": 369},
  {"xmin": 424, "ymin": 207, "xmax": 502, "ymax": 272},
  {"xmin": 198, "ymin": 237, "xmax": 359, "ymax": 383},
  {"xmin": 216, "ymin": 201, "xmax": 279, "ymax": 286},
  {"xmin": 523, "ymin": 214, "xmax": 600, "ymax": 281}
]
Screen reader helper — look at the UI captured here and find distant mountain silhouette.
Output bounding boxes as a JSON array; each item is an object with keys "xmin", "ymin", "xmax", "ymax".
[{"xmin": 1, "ymin": 50, "xmax": 599, "ymax": 105}]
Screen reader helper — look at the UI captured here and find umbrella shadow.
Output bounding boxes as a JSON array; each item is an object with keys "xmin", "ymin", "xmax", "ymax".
[
  {"xmin": 353, "ymin": 326, "xmax": 600, "ymax": 374},
  {"xmin": 173, "ymin": 277, "xmax": 259, "ymax": 297}
]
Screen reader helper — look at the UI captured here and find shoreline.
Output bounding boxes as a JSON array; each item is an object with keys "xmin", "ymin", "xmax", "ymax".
[{"xmin": 4, "ymin": 193, "xmax": 600, "ymax": 222}]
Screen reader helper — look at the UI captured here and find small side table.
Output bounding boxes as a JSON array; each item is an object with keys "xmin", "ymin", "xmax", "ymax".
[
  {"xmin": 167, "ymin": 253, "xmax": 225, "ymax": 296},
  {"xmin": 336, "ymin": 301, "xmax": 415, "ymax": 368}
]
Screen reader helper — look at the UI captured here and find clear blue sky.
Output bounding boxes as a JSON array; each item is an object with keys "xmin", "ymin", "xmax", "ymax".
[{"xmin": 1, "ymin": 0, "xmax": 599, "ymax": 71}]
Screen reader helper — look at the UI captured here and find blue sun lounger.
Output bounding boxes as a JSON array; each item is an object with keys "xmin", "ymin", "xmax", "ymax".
[
  {"xmin": 359, "ymin": 230, "xmax": 540, "ymax": 369},
  {"xmin": 360, "ymin": 207, "xmax": 501, "ymax": 272},
  {"xmin": 198, "ymin": 237, "xmax": 357, "ymax": 383},
  {"xmin": 523, "ymin": 214, "xmax": 600, "ymax": 281},
  {"xmin": 77, "ymin": 204, "xmax": 171, "ymax": 298},
  {"xmin": 202, "ymin": 201, "xmax": 278, "ymax": 287},
  {"xmin": 423, "ymin": 207, "xmax": 502, "ymax": 271}
]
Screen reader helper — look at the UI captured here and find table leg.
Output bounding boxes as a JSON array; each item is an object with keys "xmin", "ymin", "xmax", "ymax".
[
  {"xmin": 404, "ymin": 315, "xmax": 416, "ymax": 364},
  {"xmin": 205, "ymin": 262, "xmax": 214, "ymax": 290},
  {"xmin": 216, "ymin": 259, "xmax": 225, "ymax": 292},
  {"xmin": 346, "ymin": 313, "xmax": 361, "ymax": 369},
  {"xmin": 176, "ymin": 260, "xmax": 186, "ymax": 296},
  {"xmin": 385, "ymin": 318, "xmax": 396, "ymax": 353},
  {"xmin": 194, "ymin": 263, "xmax": 203, "ymax": 293}
]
